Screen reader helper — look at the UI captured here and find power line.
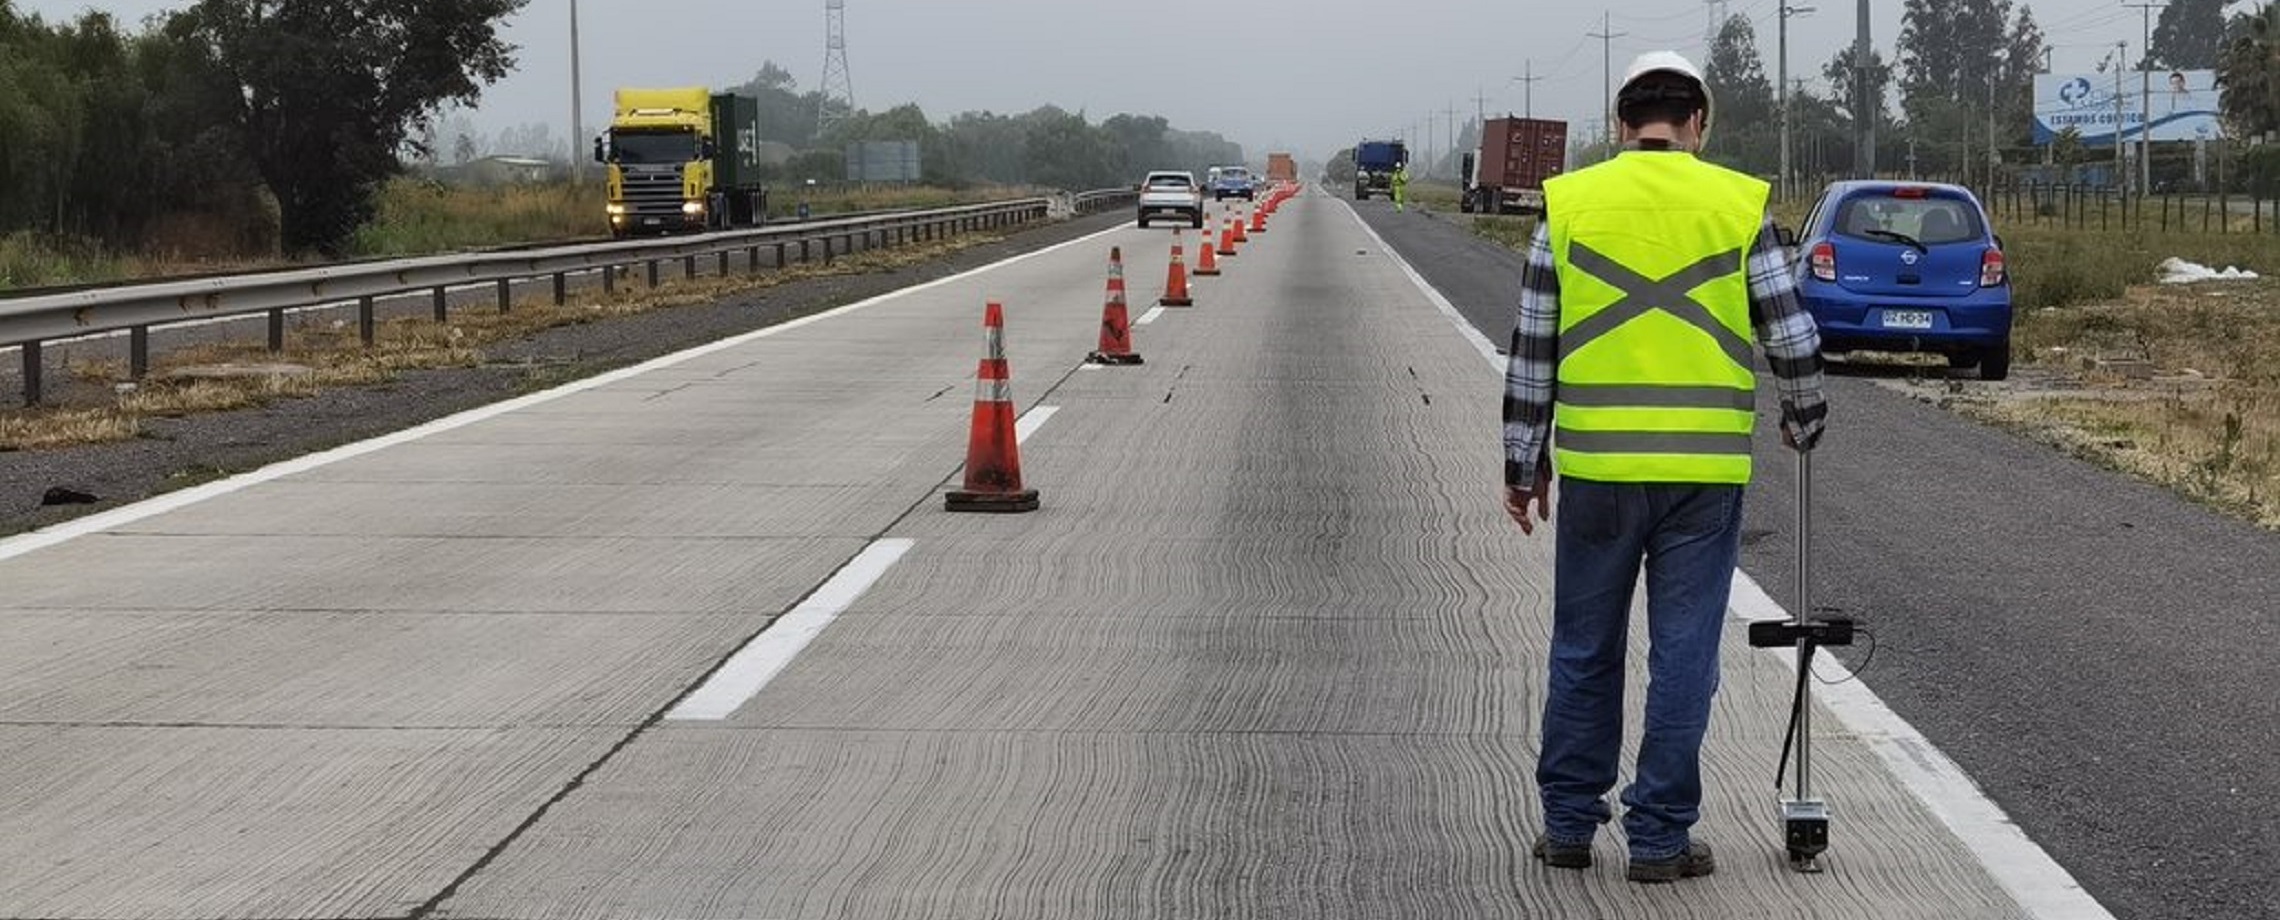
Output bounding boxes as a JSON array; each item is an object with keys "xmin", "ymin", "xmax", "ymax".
[{"xmin": 1588, "ymin": 13, "xmax": 1629, "ymax": 158}]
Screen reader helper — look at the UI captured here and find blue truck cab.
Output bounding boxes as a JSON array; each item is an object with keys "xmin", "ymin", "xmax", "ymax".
[{"xmin": 1353, "ymin": 140, "xmax": 1407, "ymax": 201}]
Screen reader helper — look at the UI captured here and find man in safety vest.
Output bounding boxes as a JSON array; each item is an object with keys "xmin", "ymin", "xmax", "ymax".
[
  {"xmin": 1501, "ymin": 51, "xmax": 1827, "ymax": 883},
  {"xmin": 1391, "ymin": 163, "xmax": 1409, "ymax": 212}
]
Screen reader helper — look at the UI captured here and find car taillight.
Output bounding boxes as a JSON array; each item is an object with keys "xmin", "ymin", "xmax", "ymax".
[
  {"xmin": 1809, "ymin": 242, "xmax": 1836, "ymax": 282},
  {"xmin": 1981, "ymin": 248, "xmax": 2006, "ymax": 287}
]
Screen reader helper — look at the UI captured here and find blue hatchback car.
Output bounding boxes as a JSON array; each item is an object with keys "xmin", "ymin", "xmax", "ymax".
[{"xmin": 1784, "ymin": 181, "xmax": 2012, "ymax": 379}]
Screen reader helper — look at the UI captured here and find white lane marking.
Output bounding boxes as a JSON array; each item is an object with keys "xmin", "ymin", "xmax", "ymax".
[
  {"xmin": 1348, "ymin": 199, "xmax": 2116, "ymax": 920},
  {"xmin": 1135, "ymin": 306, "xmax": 1168, "ymax": 325},
  {"xmin": 665, "ymin": 538, "xmax": 913, "ymax": 721},
  {"xmin": 1015, "ymin": 405, "xmax": 1059, "ymax": 444},
  {"xmin": 0, "ymin": 222, "xmax": 1130, "ymax": 564}
]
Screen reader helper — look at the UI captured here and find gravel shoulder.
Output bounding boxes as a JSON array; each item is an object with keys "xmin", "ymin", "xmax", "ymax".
[{"xmin": 0, "ymin": 212, "xmax": 1126, "ymax": 536}]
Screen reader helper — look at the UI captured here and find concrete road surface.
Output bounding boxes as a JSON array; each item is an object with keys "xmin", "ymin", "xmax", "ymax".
[{"xmin": 3, "ymin": 192, "xmax": 2093, "ymax": 918}]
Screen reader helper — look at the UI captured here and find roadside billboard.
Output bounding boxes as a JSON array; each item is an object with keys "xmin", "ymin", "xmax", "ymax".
[{"xmin": 2034, "ymin": 70, "xmax": 2223, "ymax": 146}]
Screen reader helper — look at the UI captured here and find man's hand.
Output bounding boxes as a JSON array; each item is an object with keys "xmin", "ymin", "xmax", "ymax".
[{"xmin": 1503, "ymin": 467, "xmax": 1554, "ymax": 535}]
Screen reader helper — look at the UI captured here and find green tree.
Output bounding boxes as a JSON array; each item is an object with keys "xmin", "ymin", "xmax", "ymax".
[
  {"xmin": 2218, "ymin": 3, "xmax": 2280, "ymax": 139},
  {"xmin": 1020, "ymin": 107, "xmax": 1116, "ymax": 189},
  {"xmin": 171, "ymin": 0, "xmax": 525, "ymax": 256},
  {"xmin": 2150, "ymin": 0, "xmax": 2228, "ymax": 70},
  {"xmin": 1703, "ymin": 13, "xmax": 1776, "ymax": 174}
]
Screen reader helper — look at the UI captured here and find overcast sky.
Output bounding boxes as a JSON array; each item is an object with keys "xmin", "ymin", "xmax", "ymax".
[{"xmin": 15, "ymin": 0, "xmax": 2252, "ymax": 164}]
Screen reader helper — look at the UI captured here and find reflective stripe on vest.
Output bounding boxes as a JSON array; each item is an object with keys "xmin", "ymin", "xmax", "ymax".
[{"xmin": 1544, "ymin": 152, "xmax": 1769, "ymax": 485}]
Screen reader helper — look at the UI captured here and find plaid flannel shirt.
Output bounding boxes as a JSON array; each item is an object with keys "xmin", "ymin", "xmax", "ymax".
[{"xmin": 1503, "ymin": 215, "xmax": 1827, "ymax": 489}]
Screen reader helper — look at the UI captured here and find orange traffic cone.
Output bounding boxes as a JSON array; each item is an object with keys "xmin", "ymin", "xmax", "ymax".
[
  {"xmin": 1160, "ymin": 231, "xmax": 1195, "ymax": 307},
  {"xmin": 1232, "ymin": 208, "xmax": 1251, "ymax": 244},
  {"xmin": 1194, "ymin": 225, "xmax": 1222, "ymax": 276},
  {"xmin": 1251, "ymin": 206, "xmax": 1268, "ymax": 234},
  {"xmin": 1089, "ymin": 247, "xmax": 1144, "ymax": 365},
  {"xmin": 1217, "ymin": 219, "xmax": 1238, "ymax": 257},
  {"xmin": 946, "ymin": 301, "xmax": 1039, "ymax": 513}
]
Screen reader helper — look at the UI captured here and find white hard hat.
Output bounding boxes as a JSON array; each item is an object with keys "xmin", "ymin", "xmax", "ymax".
[{"xmin": 1617, "ymin": 50, "xmax": 1715, "ymax": 144}]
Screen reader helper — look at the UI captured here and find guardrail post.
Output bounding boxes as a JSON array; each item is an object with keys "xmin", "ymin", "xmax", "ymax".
[
  {"xmin": 130, "ymin": 327, "xmax": 149, "ymax": 380},
  {"xmin": 799, "ymin": 239, "xmax": 811, "ymax": 263},
  {"xmin": 717, "ymin": 251, "xmax": 730, "ymax": 277},
  {"xmin": 433, "ymin": 286, "xmax": 449, "ymax": 322},
  {"xmin": 496, "ymin": 279, "xmax": 511, "ymax": 314},
  {"xmin": 747, "ymin": 246, "xmax": 761, "ymax": 275},
  {"xmin": 22, "ymin": 341, "xmax": 43, "ymax": 406},
  {"xmin": 553, "ymin": 272, "xmax": 568, "ymax": 306},
  {"xmin": 647, "ymin": 260, "xmax": 662, "ymax": 288},
  {"xmin": 823, "ymin": 236, "xmax": 836, "ymax": 265},
  {"xmin": 268, "ymin": 309, "xmax": 285, "ymax": 352},
  {"xmin": 603, "ymin": 264, "xmax": 618, "ymax": 295},
  {"xmin": 682, "ymin": 255, "xmax": 698, "ymax": 280},
  {"xmin": 775, "ymin": 242, "xmax": 788, "ymax": 268},
  {"xmin": 359, "ymin": 296, "xmax": 376, "ymax": 346}
]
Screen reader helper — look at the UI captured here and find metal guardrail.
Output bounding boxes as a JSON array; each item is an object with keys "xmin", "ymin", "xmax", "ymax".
[{"xmin": 1, "ymin": 190, "xmax": 1137, "ymax": 406}]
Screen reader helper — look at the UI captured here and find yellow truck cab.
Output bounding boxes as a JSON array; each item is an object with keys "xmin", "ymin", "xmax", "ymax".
[{"xmin": 597, "ymin": 87, "xmax": 766, "ymax": 236}]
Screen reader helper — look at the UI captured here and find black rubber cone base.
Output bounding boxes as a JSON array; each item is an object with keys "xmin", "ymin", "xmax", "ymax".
[
  {"xmin": 1159, "ymin": 296, "xmax": 1193, "ymax": 307},
  {"xmin": 945, "ymin": 488, "xmax": 1040, "ymax": 513},
  {"xmin": 1086, "ymin": 351, "xmax": 1146, "ymax": 366}
]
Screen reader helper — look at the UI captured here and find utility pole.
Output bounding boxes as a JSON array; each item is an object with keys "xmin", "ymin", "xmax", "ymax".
[
  {"xmin": 1589, "ymin": 13, "xmax": 1628, "ymax": 160},
  {"xmin": 1513, "ymin": 59, "xmax": 1546, "ymax": 119},
  {"xmin": 1474, "ymin": 86, "xmax": 1492, "ymax": 125},
  {"xmin": 569, "ymin": 0, "xmax": 584, "ymax": 186},
  {"xmin": 2126, "ymin": 2, "xmax": 2164, "ymax": 195},
  {"xmin": 1444, "ymin": 100, "xmax": 1462, "ymax": 179},
  {"xmin": 2115, "ymin": 41, "xmax": 2129, "ymax": 209},
  {"xmin": 1853, "ymin": 0, "xmax": 1873, "ymax": 177},
  {"xmin": 1780, "ymin": 4, "xmax": 1816, "ymax": 200}
]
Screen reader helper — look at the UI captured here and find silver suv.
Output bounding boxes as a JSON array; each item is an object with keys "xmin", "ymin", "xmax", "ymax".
[{"xmin": 1137, "ymin": 171, "xmax": 1204, "ymax": 228}]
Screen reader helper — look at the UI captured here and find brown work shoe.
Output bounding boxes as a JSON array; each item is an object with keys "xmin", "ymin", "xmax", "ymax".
[
  {"xmin": 1626, "ymin": 841, "xmax": 1715, "ymax": 883},
  {"xmin": 1532, "ymin": 834, "xmax": 1593, "ymax": 869}
]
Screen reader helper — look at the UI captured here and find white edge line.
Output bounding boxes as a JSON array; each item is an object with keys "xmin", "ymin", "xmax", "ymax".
[
  {"xmin": 1345, "ymin": 198, "xmax": 2115, "ymax": 920},
  {"xmin": 0, "ymin": 222, "xmax": 1130, "ymax": 564},
  {"xmin": 665, "ymin": 538, "xmax": 914, "ymax": 721},
  {"xmin": 1135, "ymin": 305, "xmax": 1169, "ymax": 325},
  {"xmin": 1015, "ymin": 405, "xmax": 1059, "ymax": 444}
]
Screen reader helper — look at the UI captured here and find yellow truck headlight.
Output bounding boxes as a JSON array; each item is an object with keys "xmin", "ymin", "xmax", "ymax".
[
  {"xmin": 605, "ymin": 204, "xmax": 627, "ymax": 215},
  {"xmin": 682, "ymin": 201, "xmax": 706, "ymax": 215}
]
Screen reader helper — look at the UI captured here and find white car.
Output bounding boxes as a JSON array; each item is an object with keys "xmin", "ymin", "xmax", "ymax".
[{"xmin": 1136, "ymin": 171, "xmax": 1205, "ymax": 229}]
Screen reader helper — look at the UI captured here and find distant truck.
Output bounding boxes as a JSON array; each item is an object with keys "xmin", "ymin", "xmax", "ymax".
[
  {"xmin": 595, "ymin": 87, "xmax": 768, "ymax": 236},
  {"xmin": 1352, "ymin": 139, "xmax": 1407, "ymax": 200},
  {"xmin": 1459, "ymin": 116, "xmax": 1568, "ymax": 215},
  {"xmin": 1265, "ymin": 152, "xmax": 1298, "ymax": 184}
]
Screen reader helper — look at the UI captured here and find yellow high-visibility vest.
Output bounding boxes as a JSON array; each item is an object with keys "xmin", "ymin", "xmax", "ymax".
[{"xmin": 1543, "ymin": 151, "xmax": 1768, "ymax": 484}]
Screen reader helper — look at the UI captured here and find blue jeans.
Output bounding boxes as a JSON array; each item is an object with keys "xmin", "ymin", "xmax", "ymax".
[{"xmin": 1536, "ymin": 478, "xmax": 1745, "ymax": 860}]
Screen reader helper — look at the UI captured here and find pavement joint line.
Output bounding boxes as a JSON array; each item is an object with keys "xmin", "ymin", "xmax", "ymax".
[
  {"xmin": 664, "ymin": 538, "xmax": 915, "ymax": 721},
  {"xmin": 0, "ymin": 220, "xmax": 1129, "ymax": 566},
  {"xmin": 1343, "ymin": 198, "xmax": 2116, "ymax": 920}
]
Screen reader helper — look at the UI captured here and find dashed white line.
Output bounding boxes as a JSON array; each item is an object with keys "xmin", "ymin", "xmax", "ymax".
[
  {"xmin": 1015, "ymin": 405, "xmax": 1059, "ymax": 444},
  {"xmin": 1135, "ymin": 306, "xmax": 1168, "ymax": 325},
  {"xmin": 1347, "ymin": 200, "xmax": 2115, "ymax": 920},
  {"xmin": 665, "ymin": 539, "xmax": 914, "ymax": 721}
]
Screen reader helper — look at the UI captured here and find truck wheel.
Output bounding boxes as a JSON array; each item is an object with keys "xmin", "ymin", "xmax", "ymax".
[
  {"xmin": 1980, "ymin": 342, "xmax": 2012, "ymax": 381},
  {"xmin": 1138, "ymin": 215, "xmax": 1150, "ymax": 228}
]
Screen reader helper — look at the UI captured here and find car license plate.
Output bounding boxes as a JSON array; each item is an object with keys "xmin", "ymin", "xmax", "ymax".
[{"xmin": 1881, "ymin": 309, "xmax": 1934, "ymax": 330}]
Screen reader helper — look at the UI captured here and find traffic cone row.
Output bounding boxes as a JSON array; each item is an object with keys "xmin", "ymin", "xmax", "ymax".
[{"xmin": 945, "ymin": 183, "xmax": 1304, "ymax": 514}]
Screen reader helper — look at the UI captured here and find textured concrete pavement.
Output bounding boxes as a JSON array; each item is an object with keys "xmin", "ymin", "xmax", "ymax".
[{"xmin": 3, "ymin": 193, "xmax": 2054, "ymax": 918}]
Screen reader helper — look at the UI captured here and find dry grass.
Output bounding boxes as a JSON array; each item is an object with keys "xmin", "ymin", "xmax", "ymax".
[
  {"xmin": 1981, "ymin": 277, "xmax": 2280, "ymax": 527},
  {"xmin": 0, "ymin": 229, "xmax": 1008, "ymax": 450}
]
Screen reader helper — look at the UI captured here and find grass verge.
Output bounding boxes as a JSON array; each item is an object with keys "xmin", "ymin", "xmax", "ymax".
[{"xmin": 0, "ymin": 231, "xmax": 1008, "ymax": 451}]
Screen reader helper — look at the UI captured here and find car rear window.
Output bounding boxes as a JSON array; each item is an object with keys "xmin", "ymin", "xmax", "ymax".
[
  {"xmin": 1833, "ymin": 195, "xmax": 1984, "ymax": 245},
  {"xmin": 1147, "ymin": 175, "xmax": 1192, "ymax": 188}
]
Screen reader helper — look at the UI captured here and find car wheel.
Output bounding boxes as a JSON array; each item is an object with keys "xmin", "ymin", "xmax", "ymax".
[
  {"xmin": 1980, "ymin": 342, "xmax": 2011, "ymax": 381},
  {"xmin": 1946, "ymin": 351, "xmax": 1980, "ymax": 370},
  {"xmin": 1138, "ymin": 215, "xmax": 1150, "ymax": 228}
]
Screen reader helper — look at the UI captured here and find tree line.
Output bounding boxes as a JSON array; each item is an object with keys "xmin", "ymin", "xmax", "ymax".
[
  {"xmin": 0, "ymin": 1, "xmax": 1242, "ymax": 260},
  {"xmin": 1695, "ymin": 0, "xmax": 2280, "ymax": 191}
]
